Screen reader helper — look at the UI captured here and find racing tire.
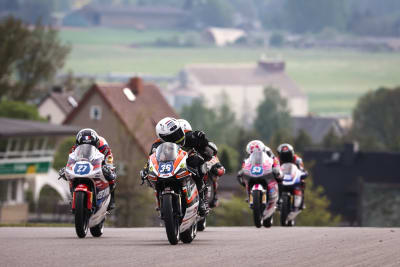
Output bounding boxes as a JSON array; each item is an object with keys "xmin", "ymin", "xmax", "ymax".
[
  {"xmin": 263, "ymin": 216, "xmax": 273, "ymax": 228},
  {"xmin": 162, "ymin": 194, "xmax": 179, "ymax": 245},
  {"xmin": 180, "ymin": 222, "xmax": 197, "ymax": 244},
  {"xmin": 75, "ymin": 191, "xmax": 89, "ymax": 238},
  {"xmin": 90, "ymin": 219, "xmax": 104, "ymax": 237},
  {"xmin": 280, "ymin": 194, "xmax": 291, "ymax": 227},
  {"xmin": 252, "ymin": 191, "xmax": 262, "ymax": 228},
  {"xmin": 197, "ymin": 217, "xmax": 207, "ymax": 232}
]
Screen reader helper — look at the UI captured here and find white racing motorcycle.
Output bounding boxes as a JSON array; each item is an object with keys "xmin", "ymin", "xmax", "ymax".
[
  {"xmin": 279, "ymin": 163, "xmax": 306, "ymax": 226},
  {"xmin": 63, "ymin": 144, "xmax": 111, "ymax": 238}
]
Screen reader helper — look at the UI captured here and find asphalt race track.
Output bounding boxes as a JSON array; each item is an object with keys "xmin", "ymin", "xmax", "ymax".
[{"xmin": 1, "ymin": 227, "xmax": 399, "ymax": 267}]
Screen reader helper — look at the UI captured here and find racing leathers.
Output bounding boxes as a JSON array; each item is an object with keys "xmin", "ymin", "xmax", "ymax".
[
  {"xmin": 278, "ymin": 154, "xmax": 307, "ymax": 210},
  {"xmin": 237, "ymin": 152, "xmax": 282, "ymax": 219},
  {"xmin": 69, "ymin": 136, "xmax": 117, "ymax": 210},
  {"xmin": 143, "ymin": 130, "xmax": 217, "ymax": 216}
]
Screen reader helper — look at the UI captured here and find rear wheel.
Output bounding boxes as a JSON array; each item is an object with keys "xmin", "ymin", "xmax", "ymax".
[
  {"xmin": 252, "ymin": 191, "xmax": 262, "ymax": 228},
  {"xmin": 197, "ymin": 217, "xmax": 207, "ymax": 231},
  {"xmin": 162, "ymin": 194, "xmax": 179, "ymax": 245},
  {"xmin": 280, "ymin": 194, "xmax": 291, "ymax": 226},
  {"xmin": 75, "ymin": 191, "xmax": 89, "ymax": 238},
  {"xmin": 180, "ymin": 222, "xmax": 197, "ymax": 243},
  {"xmin": 90, "ymin": 219, "xmax": 104, "ymax": 237}
]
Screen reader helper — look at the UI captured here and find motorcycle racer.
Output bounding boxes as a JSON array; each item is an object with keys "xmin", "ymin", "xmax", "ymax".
[
  {"xmin": 178, "ymin": 119, "xmax": 225, "ymax": 208},
  {"xmin": 276, "ymin": 143, "xmax": 308, "ymax": 210},
  {"xmin": 237, "ymin": 140, "xmax": 281, "ymax": 218},
  {"xmin": 141, "ymin": 117, "xmax": 218, "ymax": 216},
  {"xmin": 59, "ymin": 128, "xmax": 117, "ymax": 211}
]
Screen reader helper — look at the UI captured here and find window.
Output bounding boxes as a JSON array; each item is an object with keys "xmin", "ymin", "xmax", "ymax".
[
  {"xmin": 90, "ymin": 106, "xmax": 102, "ymax": 120},
  {"xmin": 0, "ymin": 180, "xmax": 7, "ymax": 202}
]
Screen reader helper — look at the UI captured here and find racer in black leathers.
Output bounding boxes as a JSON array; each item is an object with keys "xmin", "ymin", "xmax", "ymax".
[{"xmin": 141, "ymin": 118, "xmax": 217, "ymax": 216}]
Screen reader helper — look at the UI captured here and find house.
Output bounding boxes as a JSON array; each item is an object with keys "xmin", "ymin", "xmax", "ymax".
[
  {"xmin": 292, "ymin": 115, "xmax": 348, "ymax": 144},
  {"xmin": 204, "ymin": 27, "xmax": 246, "ymax": 47},
  {"xmin": 169, "ymin": 58, "xmax": 308, "ymax": 123},
  {"xmin": 303, "ymin": 143, "xmax": 400, "ymax": 226},
  {"xmin": 38, "ymin": 88, "xmax": 78, "ymax": 124},
  {"xmin": 63, "ymin": 77, "xmax": 178, "ymax": 182},
  {"xmin": 63, "ymin": 5, "xmax": 188, "ymax": 29},
  {"xmin": 0, "ymin": 118, "xmax": 77, "ymax": 223}
]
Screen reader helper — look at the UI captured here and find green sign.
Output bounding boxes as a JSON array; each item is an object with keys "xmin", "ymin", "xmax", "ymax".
[{"xmin": 0, "ymin": 162, "xmax": 50, "ymax": 175}]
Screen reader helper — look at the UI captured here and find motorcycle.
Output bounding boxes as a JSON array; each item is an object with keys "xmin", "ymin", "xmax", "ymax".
[
  {"xmin": 63, "ymin": 144, "xmax": 111, "ymax": 238},
  {"xmin": 197, "ymin": 155, "xmax": 224, "ymax": 231},
  {"xmin": 242, "ymin": 151, "xmax": 276, "ymax": 228},
  {"xmin": 279, "ymin": 163, "xmax": 305, "ymax": 226},
  {"xmin": 146, "ymin": 142, "xmax": 200, "ymax": 245}
]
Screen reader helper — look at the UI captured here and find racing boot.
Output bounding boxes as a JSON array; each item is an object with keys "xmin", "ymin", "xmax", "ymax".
[
  {"xmin": 198, "ymin": 187, "xmax": 209, "ymax": 216},
  {"xmin": 107, "ymin": 184, "xmax": 116, "ymax": 211}
]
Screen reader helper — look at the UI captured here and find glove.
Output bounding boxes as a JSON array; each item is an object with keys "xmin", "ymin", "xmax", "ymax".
[
  {"xmin": 140, "ymin": 169, "xmax": 148, "ymax": 185},
  {"xmin": 58, "ymin": 167, "xmax": 67, "ymax": 180},
  {"xmin": 102, "ymin": 165, "xmax": 116, "ymax": 181},
  {"xmin": 194, "ymin": 130, "xmax": 205, "ymax": 140},
  {"xmin": 301, "ymin": 171, "xmax": 309, "ymax": 180}
]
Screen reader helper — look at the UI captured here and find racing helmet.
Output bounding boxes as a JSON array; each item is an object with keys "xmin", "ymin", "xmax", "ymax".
[
  {"xmin": 246, "ymin": 140, "xmax": 265, "ymax": 154},
  {"xmin": 156, "ymin": 117, "xmax": 185, "ymax": 145},
  {"xmin": 76, "ymin": 128, "xmax": 99, "ymax": 146},
  {"xmin": 178, "ymin": 119, "xmax": 192, "ymax": 132},
  {"xmin": 277, "ymin": 143, "xmax": 295, "ymax": 162}
]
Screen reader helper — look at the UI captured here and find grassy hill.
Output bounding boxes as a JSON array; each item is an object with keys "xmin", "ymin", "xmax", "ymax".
[{"xmin": 59, "ymin": 28, "xmax": 400, "ymax": 114}]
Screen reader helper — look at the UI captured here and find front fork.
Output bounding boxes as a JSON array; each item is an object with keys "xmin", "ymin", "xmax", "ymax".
[{"xmin": 72, "ymin": 184, "xmax": 93, "ymax": 212}]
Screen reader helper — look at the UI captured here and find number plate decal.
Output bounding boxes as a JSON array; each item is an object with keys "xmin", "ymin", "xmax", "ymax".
[
  {"xmin": 159, "ymin": 161, "xmax": 174, "ymax": 174},
  {"xmin": 74, "ymin": 163, "xmax": 90, "ymax": 175},
  {"xmin": 251, "ymin": 166, "xmax": 263, "ymax": 175}
]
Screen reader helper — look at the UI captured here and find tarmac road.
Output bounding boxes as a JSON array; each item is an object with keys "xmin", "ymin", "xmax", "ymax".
[{"xmin": 1, "ymin": 227, "xmax": 399, "ymax": 267}]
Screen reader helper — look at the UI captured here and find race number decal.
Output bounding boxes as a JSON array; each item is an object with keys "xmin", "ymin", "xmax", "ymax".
[
  {"xmin": 159, "ymin": 162, "xmax": 173, "ymax": 174},
  {"xmin": 251, "ymin": 166, "xmax": 263, "ymax": 175},
  {"xmin": 74, "ymin": 163, "xmax": 90, "ymax": 175}
]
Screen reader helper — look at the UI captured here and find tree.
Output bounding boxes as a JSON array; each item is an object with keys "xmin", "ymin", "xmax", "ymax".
[
  {"xmin": 191, "ymin": 0, "xmax": 234, "ymax": 28},
  {"xmin": 294, "ymin": 129, "xmax": 313, "ymax": 153},
  {"xmin": 321, "ymin": 127, "xmax": 343, "ymax": 150},
  {"xmin": 352, "ymin": 86, "xmax": 400, "ymax": 151},
  {"xmin": 218, "ymin": 144, "xmax": 239, "ymax": 173},
  {"xmin": 295, "ymin": 174, "xmax": 341, "ymax": 226},
  {"xmin": 0, "ymin": 16, "xmax": 70, "ymax": 101},
  {"xmin": 52, "ymin": 137, "xmax": 75, "ymax": 171},
  {"xmin": 254, "ymin": 87, "xmax": 292, "ymax": 144},
  {"xmin": 284, "ymin": 0, "xmax": 347, "ymax": 33},
  {"xmin": 0, "ymin": 101, "xmax": 45, "ymax": 121}
]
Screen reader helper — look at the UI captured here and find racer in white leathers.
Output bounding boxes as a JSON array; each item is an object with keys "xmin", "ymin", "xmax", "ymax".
[{"xmin": 237, "ymin": 140, "xmax": 281, "ymax": 219}]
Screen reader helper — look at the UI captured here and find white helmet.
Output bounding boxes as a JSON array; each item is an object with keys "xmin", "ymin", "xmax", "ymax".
[
  {"xmin": 246, "ymin": 140, "xmax": 265, "ymax": 154},
  {"xmin": 178, "ymin": 119, "xmax": 192, "ymax": 132},
  {"xmin": 155, "ymin": 117, "xmax": 185, "ymax": 145}
]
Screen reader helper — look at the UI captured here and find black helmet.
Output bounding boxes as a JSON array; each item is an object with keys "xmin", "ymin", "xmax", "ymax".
[
  {"xmin": 277, "ymin": 143, "xmax": 294, "ymax": 162},
  {"xmin": 76, "ymin": 128, "xmax": 99, "ymax": 146}
]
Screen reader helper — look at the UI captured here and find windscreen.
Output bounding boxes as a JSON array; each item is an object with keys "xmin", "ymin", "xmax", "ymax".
[
  {"xmin": 156, "ymin": 142, "xmax": 179, "ymax": 162},
  {"xmin": 249, "ymin": 151, "xmax": 266, "ymax": 165},
  {"xmin": 74, "ymin": 144, "xmax": 96, "ymax": 162},
  {"xmin": 281, "ymin": 163, "xmax": 297, "ymax": 175}
]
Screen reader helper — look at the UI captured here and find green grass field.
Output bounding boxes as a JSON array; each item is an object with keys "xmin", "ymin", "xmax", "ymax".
[{"xmin": 60, "ymin": 28, "xmax": 400, "ymax": 115}]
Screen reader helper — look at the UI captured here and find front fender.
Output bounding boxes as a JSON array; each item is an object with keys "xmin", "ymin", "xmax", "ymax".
[
  {"xmin": 251, "ymin": 184, "xmax": 266, "ymax": 192},
  {"xmin": 72, "ymin": 184, "xmax": 93, "ymax": 210}
]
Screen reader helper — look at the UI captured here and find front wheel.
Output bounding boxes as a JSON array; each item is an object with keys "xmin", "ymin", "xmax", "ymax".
[
  {"xmin": 90, "ymin": 219, "xmax": 105, "ymax": 237},
  {"xmin": 162, "ymin": 194, "xmax": 179, "ymax": 245},
  {"xmin": 252, "ymin": 190, "xmax": 262, "ymax": 228},
  {"xmin": 75, "ymin": 191, "xmax": 89, "ymax": 238},
  {"xmin": 280, "ymin": 194, "xmax": 291, "ymax": 226}
]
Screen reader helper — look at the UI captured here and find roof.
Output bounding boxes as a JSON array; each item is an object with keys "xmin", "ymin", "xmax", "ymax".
[
  {"xmin": 0, "ymin": 118, "xmax": 79, "ymax": 137},
  {"xmin": 205, "ymin": 27, "xmax": 246, "ymax": 47},
  {"xmin": 292, "ymin": 116, "xmax": 345, "ymax": 143},
  {"xmin": 64, "ymin": 78, "xmax": 178, "ymax": 154},
  {"xmin": 42, "ymin": 91, "xmax": 77, "ymax": 114},
  {"xmin": 184, "ymin": 63, "xmax": 305, "ymax": 97}
]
